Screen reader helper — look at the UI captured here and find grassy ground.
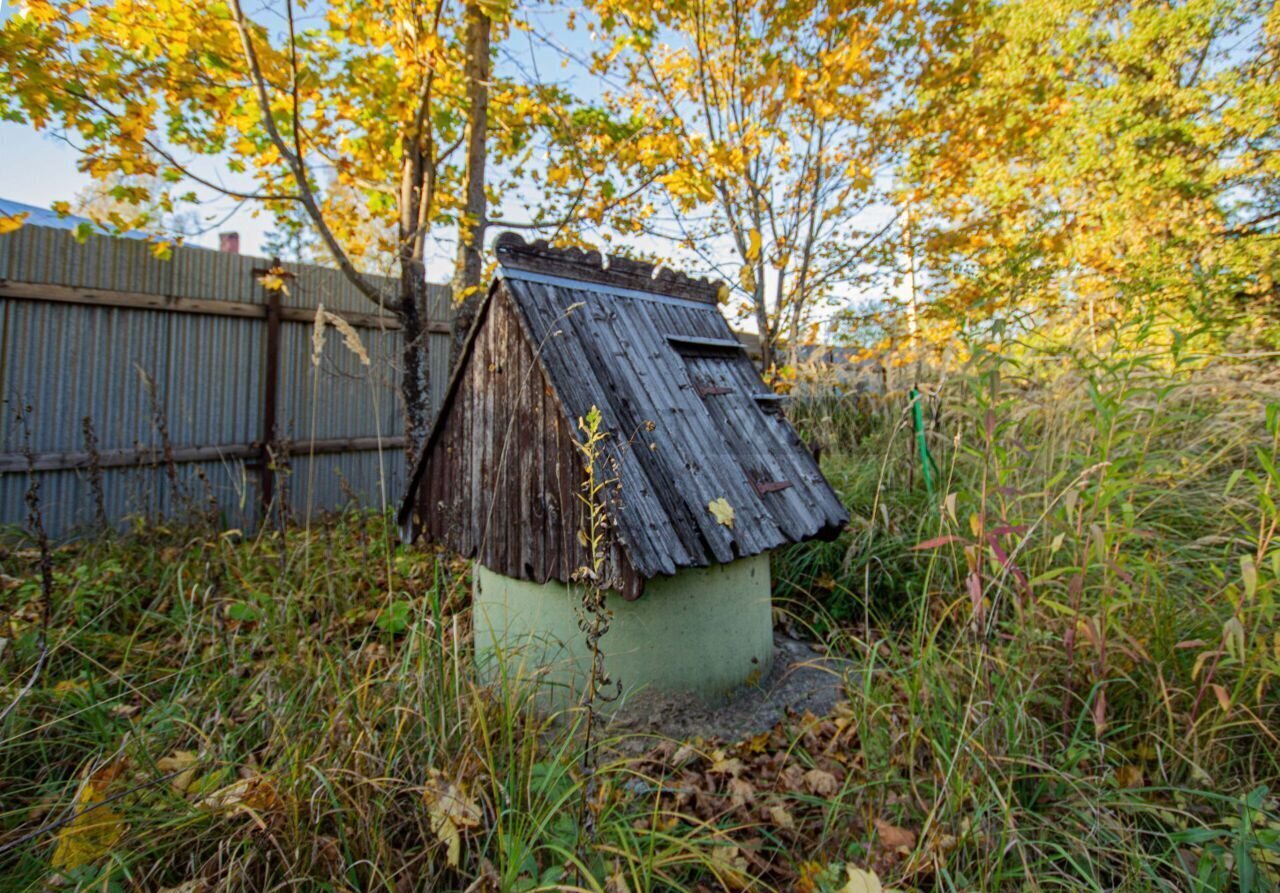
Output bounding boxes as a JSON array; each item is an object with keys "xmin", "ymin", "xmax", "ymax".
[{"xmin": 2, "ymin": 325, "xmax": 1279, "ymax": 891}]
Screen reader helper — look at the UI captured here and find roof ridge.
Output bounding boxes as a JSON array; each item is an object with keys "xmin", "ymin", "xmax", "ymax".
[{"xmin": 493, "ymin": 232, "xmax": 724, "ymax": 305}]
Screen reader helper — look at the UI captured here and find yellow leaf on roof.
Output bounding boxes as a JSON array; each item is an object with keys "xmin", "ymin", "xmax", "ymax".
[{"xmin": 708, "ymin": 497, "xmax": 735, "ymax": 529}]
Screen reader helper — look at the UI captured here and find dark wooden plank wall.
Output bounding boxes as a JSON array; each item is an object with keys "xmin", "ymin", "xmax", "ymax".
[{"xmin": 411, "ymin": 286, "xmax": 643, "ymax": 597}]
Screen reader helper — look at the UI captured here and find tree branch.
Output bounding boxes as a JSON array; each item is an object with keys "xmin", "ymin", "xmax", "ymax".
[{"xmin": 229, "ymin": 0, "xmax": 387, "ymax": 310}]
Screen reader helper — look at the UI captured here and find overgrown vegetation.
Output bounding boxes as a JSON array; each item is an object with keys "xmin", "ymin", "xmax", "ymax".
[
  {"xmin": 781, "ymin": 314, "xmax": 1280, "ymax": 890},
  {"xmin": 3, "ymin": 0, "xmax": 1279, "ymax": 888},
  {"xmin": 0, "ymin": 515, "xmax": 719, "ymax": 891},
  {"xmin": 3, "ymin": 305, "xmax": 1278, "ymax": 892}
]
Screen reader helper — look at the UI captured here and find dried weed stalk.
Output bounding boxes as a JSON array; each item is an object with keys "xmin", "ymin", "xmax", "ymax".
[
  {"xmin": 80, "ymin": 415, "xmax": 108, "ymax": 532},
  {"xmin": 0, "ymin": 402, "xmax": 54, "ymax": 724},
  {"xmin": 570, "ymin": 406, "xmax": 622, "ymax": 867},
  {"xmin": 135, "ymin": 365, "xmax": 184, "ymax": 508}
]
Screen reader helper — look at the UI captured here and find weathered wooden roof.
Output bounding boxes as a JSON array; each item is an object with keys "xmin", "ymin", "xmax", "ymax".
[{"xmin": 401, "ymin": 234, "xmax": 848, "ymax": 585}]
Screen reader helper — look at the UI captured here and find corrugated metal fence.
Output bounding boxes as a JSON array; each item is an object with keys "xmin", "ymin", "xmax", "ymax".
[{"xmin": 0, "ymin": 224, "xmax": 454, "ymax": 539}]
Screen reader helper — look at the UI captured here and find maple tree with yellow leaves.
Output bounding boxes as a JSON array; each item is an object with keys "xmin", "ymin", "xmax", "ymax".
[
  {"xmin": 5, "ymin": 0, "xmax": 1280, "ymax": 408},
  {"xmin": 582, "ymin": 0, "xmax": 913, "ymax": 371},
  {"xmin": 0, "ymin": 0, "xmax": 632, "ymax": 454},
  {"xmin": 895, "ymin": 0, "xmax": 1280, "ymax": 352}
]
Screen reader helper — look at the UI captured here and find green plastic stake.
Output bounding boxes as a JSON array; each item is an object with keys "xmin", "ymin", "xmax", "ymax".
[{"xmin": 910, "ymin": 386, "xmax": 938, "ymax": 501}]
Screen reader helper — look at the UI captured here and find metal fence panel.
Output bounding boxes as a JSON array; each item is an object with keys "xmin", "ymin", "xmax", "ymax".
[
  {"xmin": 276, "ymin": 320, "xmax": 403, "ymax": 443},
  {"xmin": 0, "ymin": 225, "xmax": 454, "ymax": 540}
]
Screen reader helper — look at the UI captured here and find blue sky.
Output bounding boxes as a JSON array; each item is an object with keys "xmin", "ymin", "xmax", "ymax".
[{"xmin": 0, "ymin": 121, "xmax": 281, "ymax": 255}]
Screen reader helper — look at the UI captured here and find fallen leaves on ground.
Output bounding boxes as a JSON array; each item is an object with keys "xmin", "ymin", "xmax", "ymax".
[
  {"xmin": 198, "ymin": 775, "xmax": 280, "ymax": 827},
  {"xmin": 840, "ymin": 865, "xmax": 884, "ymax": 893},
  {"xmin": 873, "ymin": 818, "xmax": 917, "ymax": 854},
  {"xmin": 605, "ymin": 866, "xmax": 633, "ymax": 893},
  {"xmin": 768, "ymin": 805, "xmax": 796, "ymax": 830},
  {"xmin": 423, "ymin": 768, "xmax": 482, "ymax": 868},
  {"xmin": 616, "ymin": 697, "xmax": 945, "ymax": 889},
  {"xmin": 626, "ymin": 708, "xmax": 867, "ymax": 888},
  {"xmin": 707, "ymin": 842, "xmax": 754, "ymax": 890},
  {"xmin": 803, "ymin": 768, "xmax": 839, "ymax": 796},
  {"xmin": 1114, "ymin": 764, "xmax": 1145, "ymax": 789},
  {"xmin": 51, "ymin": 759, "xmax": 127, "ymax": 873},
  {"xmin": 156, "ymin": 750, "xmax": 200, "ymax": 793}
]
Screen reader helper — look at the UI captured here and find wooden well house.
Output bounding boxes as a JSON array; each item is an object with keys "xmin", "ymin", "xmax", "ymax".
[{"xmin": 399, "ymin": 234, "xmax": 848, "ymax": 701}]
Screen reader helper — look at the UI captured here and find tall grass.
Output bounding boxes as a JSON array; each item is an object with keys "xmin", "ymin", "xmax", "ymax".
[
  {"xmin": 0, "ymin": 516, "xmax": 735, "ymax": 891},
  {"xmin": 781, "ymin": 315, "xmax": 1280, "ymax": 890}
]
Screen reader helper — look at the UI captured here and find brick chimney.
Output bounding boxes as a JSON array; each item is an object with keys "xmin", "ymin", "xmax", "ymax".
[{"xmin": 219, "ymin": 232, "xmax": 240, "ymax": 254}]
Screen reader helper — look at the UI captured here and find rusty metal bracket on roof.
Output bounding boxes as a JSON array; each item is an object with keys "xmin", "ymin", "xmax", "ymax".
[
  {"xmin": 694, "ymin": 381, "xmax": 734, "ymax": 397},
  {"xmin": 748, "ymin": 471, "xmax": 794, "ymax": 496}
]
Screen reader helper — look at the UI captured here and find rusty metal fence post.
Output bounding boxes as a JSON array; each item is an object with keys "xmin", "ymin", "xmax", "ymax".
[
  {"xmin": 260, "ymin": 289, "xmax": 281, "ymax": 522},
  {"xmin": 252, "ymin": 257, "xmax": 289, "ymax": 526}
]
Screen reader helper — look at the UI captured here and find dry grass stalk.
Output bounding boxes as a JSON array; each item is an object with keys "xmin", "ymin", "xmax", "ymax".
[{"xmin": 311, "ymin": 301, "xmax": 370, "ymax": 367}]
